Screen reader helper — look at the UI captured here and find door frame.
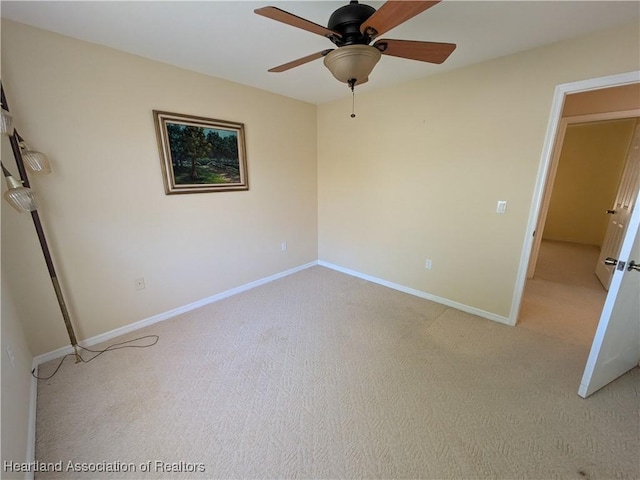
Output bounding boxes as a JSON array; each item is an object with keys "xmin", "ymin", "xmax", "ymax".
[{"xmin": 510, "ymin": 71, "xmax": 640, "ymax": 324}]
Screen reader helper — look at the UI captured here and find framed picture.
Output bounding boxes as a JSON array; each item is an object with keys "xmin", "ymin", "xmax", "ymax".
[{"xmin": 153, "ymin": 110, "xmax": 248, "ymax": 194}]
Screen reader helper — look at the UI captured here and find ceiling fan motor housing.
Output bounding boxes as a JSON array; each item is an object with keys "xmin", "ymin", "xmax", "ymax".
[{"xmin": 327, "ymin": 1, "xmax": 376, "ymax": 46}]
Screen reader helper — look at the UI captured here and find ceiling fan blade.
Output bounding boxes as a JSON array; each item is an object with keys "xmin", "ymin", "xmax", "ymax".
[
  {"xmin": 374, "ymin": 39, "xmax": 456, "ymax": 64},
  {"xmin": 268, "ymin": 50, "xmax": 334, "ymax": 73},
  {"xmin": 255, "ymin": 6, "xmax": 341, "ymax": 39},
  {"xmin": 361, "ymin": 1, "xmax": 441, "ymax": 39}
]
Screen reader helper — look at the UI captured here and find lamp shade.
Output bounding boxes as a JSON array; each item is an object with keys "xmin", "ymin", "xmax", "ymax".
[
  {"xmin": 0, "ymin": 108, "xmax": 14, "ymax": 136},
  {"xmin": 3, "ymin": 175, "xmax": 38, "ymax": 212},
  {"xmin": 323, "ymin": 45, "xmax": 381, "ymax": 85},
  {"xmin": 22, "ymin": 149, "xmax": 52, "ymax": 174}
]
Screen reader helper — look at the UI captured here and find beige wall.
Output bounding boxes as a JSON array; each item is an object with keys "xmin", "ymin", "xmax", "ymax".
[
  {"xmin": 1, "ymin": 20, "xmax": 318, "ymax": 356},
  {"xmin": 318, "ymin": 22, "xmax": 640, "ymax": 318},
  {"xmin": 543, "ymin": 119, "xmax": 636, "ymax": 246},
  {"xmin": 1, "ymin": 271, "xmax": 34, "ymax": 478},
  {"xmin": 2, "ymin": 19, "xmax": 639, "ymax": 354}
]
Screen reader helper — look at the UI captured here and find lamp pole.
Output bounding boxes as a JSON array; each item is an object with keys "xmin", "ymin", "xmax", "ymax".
[{"xmin": 1, "ymin": 83, "xmax": 81, "ymax": 362}]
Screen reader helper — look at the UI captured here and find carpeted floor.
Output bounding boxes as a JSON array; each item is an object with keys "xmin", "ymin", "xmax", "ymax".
[
  {"xmin": 518, "ymin": 240, "xmax": 607, "ymax": 347},
  {"xmin": 34, "ymin": 266, "xmax": 639, "ymax": 479}
]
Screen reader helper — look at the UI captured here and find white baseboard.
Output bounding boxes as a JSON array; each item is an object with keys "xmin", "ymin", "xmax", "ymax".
[
  {"xmin": 318, "ymin": 260, "xmax": 512, "ymax": 326},
  {"xmin": 27, "ymin": 258, "xmax": 504, "ymax": 472},
  {"xmin": 33, "ymin": 261, "xmax": 318, "ymax": 366},
  {"xmin": 32, "ymin": 257, "xmax": 509, "ymax": 365}
]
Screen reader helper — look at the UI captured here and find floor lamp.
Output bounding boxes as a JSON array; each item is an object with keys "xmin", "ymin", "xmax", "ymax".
[{"xmin": 1, "ymin": 82, "xmax": 81, "ymax": 363}]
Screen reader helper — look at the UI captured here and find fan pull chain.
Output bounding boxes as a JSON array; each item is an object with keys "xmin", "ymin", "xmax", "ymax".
[{"xmin": 348, "ymin": 79, "xmax": 356, "ymax": 118}]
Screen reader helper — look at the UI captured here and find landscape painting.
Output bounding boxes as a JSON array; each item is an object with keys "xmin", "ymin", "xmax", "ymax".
[{"xmin": 153, "ymin": 111, "xmax": 248, "ymax": 194}]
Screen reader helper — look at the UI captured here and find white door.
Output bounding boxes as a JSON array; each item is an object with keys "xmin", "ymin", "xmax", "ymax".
[
  {"xmin": 595, "ymin": 120, "xmax": 640, "ymax": 289},
  {"xmin": 579, "ymin": 194, "xmax": 640, "ymax": 398}
]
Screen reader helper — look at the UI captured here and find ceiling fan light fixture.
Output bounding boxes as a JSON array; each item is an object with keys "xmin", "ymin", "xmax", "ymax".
[{"xmin": 323, "ymin": 45, "xmax": 381, "ymax": 85}]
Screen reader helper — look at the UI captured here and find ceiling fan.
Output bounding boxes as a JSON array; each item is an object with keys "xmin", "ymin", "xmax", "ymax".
[{"xmin": 254, "ymin": 1, "xmax": 456, "ymax": 91}]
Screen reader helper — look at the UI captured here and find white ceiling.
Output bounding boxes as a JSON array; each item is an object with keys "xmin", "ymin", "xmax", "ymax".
[{"xmin": 2, "ymin": 1, "xmax": 639, "ymax": 104}]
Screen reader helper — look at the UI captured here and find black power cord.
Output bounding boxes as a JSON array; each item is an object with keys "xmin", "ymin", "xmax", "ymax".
[{"xmin": 31, "ymin": 335, "xmax": 159, "ymax": 380}]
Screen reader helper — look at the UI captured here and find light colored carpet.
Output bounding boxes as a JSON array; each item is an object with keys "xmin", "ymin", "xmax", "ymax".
[
  {"xmin": 518, "ymin": 240, "xmax": 607, "ymax": 347},
  {"xmin": 35, "ymin": 266, "xmax": 638, "ymax": 479}
]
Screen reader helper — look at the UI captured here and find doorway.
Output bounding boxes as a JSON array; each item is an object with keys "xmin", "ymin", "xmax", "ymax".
[
  {"xmin": 518, "ymin": 117, "xmax": 638, "ymax": 346},
  {"xmin": 510, "ymin": 73, "xmax": 640, "ymax": 329}
]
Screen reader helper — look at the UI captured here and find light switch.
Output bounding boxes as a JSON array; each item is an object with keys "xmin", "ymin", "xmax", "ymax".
[{"xmin": 496, "ymin": 201, "xmax": 507, "ymax": 214}]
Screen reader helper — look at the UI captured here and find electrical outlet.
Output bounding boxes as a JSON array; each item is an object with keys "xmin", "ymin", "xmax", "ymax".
[
  {"xmin": 134, "ymin": 278, "xmax": 146, "ymax": 290},
  {"xmin": 425, "ymin": 259, "xmax": 432, "ymax": 270},
  {"xmin": 281, "ymin": 242, "xmax": 287, "ymax": 252},
  {"xmin": 6, "ymin": 346, "xmax": 15, "ymax": 368}
]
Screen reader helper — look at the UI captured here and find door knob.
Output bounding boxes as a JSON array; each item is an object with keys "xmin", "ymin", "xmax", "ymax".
[
  {"xmin": 606, "ymin": 210, "xmax": 617, "ymax": 214},
  {"xmin": 628, "ymin": 261, "xmax": 640, "ymax": 272},
  {"xmin": 604, "ymin": 257, "xmax": 618, "ymax": 266}
]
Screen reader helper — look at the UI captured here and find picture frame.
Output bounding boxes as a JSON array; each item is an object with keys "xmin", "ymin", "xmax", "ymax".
[{"xmin": 153, "ymin": 110, "xmax": 248, "ymax": 194}]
